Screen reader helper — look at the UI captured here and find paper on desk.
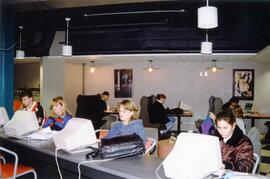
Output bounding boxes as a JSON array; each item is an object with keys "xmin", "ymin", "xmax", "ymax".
[{"xmin": 28, "ymin": 127, "xmax": 53, "ymax": 140}]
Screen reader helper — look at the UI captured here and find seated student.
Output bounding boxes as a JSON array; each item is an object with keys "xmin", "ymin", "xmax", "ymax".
[
  {"xmin": 150, "ymin": 94, "xmax": 175, "ymax": 135},
  {"xmin": 103, "ymin": 100, "xmax": 147, "ymax": 144},
  {"xmin": 222, "ymin": 96, "xmax": 239, "ymax": 110},
  {"xmin": 20, "ymin": 89, "xmax": 46, "ymax": 126},
  {"xmin": 215, "ymin": 109, "xmax": 253, "ymax": 173},
  {"xmin": 43, "ymin": 96, "xmax": 72, "ymax": 131}
]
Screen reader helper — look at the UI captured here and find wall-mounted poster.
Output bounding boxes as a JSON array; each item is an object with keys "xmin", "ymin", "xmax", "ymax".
[
  {"xmin": 233, "ymin": 69, "xmax": 254, "ymax": 100},
  {"xmin": 114, "ymin": 69, "xmax": 132, "ymax": 98}
]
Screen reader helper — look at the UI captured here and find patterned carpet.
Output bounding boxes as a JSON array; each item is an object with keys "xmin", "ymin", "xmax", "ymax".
[{"xmin": 260, "ymin": 144, "xmax": 270, "ymax": 176}]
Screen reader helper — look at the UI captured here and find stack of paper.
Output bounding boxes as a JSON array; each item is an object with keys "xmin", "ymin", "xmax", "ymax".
[{"xmin": 28, "ymin": 127, "xmax": 53, "ymax": 140}]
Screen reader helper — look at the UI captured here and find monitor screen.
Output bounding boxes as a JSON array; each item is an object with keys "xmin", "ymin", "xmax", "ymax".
[
  {"xmin": 4, "ymin": 110, "xmax": 39, "ymax": 137},
  {"xmin": 0, "ymin": 107, "xmax": 9, "ymax": 126},
  {"xmin": 163, "ymin": 132, "xmax": 222, "ymax": 179},
  {"xmin": 53, "ymin": 118, "xmax": 97, "ymax": 151}
]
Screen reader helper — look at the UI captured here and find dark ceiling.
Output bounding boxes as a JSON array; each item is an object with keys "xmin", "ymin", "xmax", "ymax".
[{"xmin": 9, "ymin": 1, "xmax": 270, "ymax": 57}]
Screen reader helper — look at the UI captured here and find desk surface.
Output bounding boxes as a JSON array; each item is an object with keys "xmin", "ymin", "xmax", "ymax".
[
  {"xmin": 0, "ymin": 132, "xmax": 166, "ymax": 179},
  {"xmin": 167, "ymin": 110, "xmax": 193, "ymax": 117},
  {"xmin": 243, "ymin": 113, "xmax": 270, "ymax": 119}
]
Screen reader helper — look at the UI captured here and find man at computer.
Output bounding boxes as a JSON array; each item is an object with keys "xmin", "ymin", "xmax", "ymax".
[
  {"xmin": 20, "ymin": 90, "xmax": 46, "ymax": 126},
  {"xmin": 150, "ymin": 94, "xmax": 175, "ymax": 135}
]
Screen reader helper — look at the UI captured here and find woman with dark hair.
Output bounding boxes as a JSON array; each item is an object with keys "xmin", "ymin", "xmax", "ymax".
[{"xmin": 215, "ymin": 109, "xmax": 253, "ymax": 172}]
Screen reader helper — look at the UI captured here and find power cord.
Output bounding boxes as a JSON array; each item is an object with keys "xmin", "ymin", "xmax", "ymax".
[
  {"xmin": 55, "ymin": 148, "xmax": 63, "ymax": 179},
  {"xmin": 0, "ymin": 42, "xmax": 17, "ymax": 51},
  {"xmin": 78, "ymin": 158, "xmax": 113, "ymax": 179},
  {"xmin": 155, "ymin": 161, "xmax": 163, "ymax": 179}
]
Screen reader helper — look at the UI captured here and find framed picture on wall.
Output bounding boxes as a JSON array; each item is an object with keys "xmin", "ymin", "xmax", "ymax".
[
  {"xmin": 114, "ymin": 69, "xmax": 132, "ymax": 98},
  {"xmin": 233, "ymin": 69, "xmax": 254, "ymax": 100}
]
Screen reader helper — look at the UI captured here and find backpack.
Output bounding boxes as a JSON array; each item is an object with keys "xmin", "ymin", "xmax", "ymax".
[{"xmin": 198, "ymin": 116, "xmax": 215, "ymax": 135}]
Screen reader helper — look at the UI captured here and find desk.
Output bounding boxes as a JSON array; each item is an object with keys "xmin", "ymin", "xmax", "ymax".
[
  {"xmin": 167, "ymin": 110, "xmax": 193, "ymax": 133},
  {"xmin": 0, "ymin": 132, "xmax": 166, "ymax": 179},
  {"xmin": 243, "ymin": 114, "xmax": 270, "ymax": 128}
]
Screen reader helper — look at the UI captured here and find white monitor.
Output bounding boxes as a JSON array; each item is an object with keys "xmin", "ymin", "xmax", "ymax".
[
  {"xmin": 4, "ymin": 110, "xmax": 39, "ymax": 137},
  {"xmin": 0, "ymin": 107, "xmax": 9, "ymax": 126},
  {"xmin": 163, "ymin": 132, "xmax": 222, "ymax": 179},
  {"xmin": 53, "ymin": 118, "xmax": 97, "ymax": 151}
]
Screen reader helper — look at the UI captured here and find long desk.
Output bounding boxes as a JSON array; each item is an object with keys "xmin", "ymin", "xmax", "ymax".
[
  {"xmin": 243, "ymin": 114, "xmax": 270, "ymax": 128},
  {"xmin": 167, "ymin": 110, "xmax": 193, "ymax": 133},
  {"xmin": 0, "ymin": 132, "xmax": 166, "ymax": 179}
]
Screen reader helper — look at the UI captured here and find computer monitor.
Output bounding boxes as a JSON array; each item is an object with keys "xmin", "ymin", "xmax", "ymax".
[
  {"xmin": 0, "ymin": 107, "xmax": 9, "ymax": 126},
  {"xmin": 4, "ymin": 110, "xmax": 39, "ymax": 137},
  {"xmin": 53, "ymin": 118, "xmax": 97, "ymax": 152},
  {"xmin": 163, "ymin": 132, "xmax": 222, "ymax": 179}
]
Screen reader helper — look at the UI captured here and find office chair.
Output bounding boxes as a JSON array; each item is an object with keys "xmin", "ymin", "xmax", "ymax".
[
  {"xmin": 0, "ymin": 146, "xmax": 37, "ymax": 179},
  {"xmin": 252, "ymin": 153, "xmax": 260, "ymax": 174}
]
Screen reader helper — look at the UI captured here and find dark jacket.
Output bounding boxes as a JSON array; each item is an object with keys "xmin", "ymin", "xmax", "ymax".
[
  {"xmin": 149, "ymin": 100, "xmax": 169, "ymax": 125},
  {"xmin": 215, "ymin": 125, "xmax": 254, "ymax": 172}
]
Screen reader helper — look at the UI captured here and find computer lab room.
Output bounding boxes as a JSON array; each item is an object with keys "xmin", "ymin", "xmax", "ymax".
[{"xmin": 0, "ymin": 0, "xmax": 270, "ymax": 178}]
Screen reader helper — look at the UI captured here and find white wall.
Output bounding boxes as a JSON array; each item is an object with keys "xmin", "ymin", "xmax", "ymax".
[
  {"xmin": 64, "ymin": 63, "xmax": 83, "ymax": 115},
  {"xmin": 40, "ymin": 57, "xmax": 65, "ymax": 114},
  {"xmin": 84, "ymin": 59, "xmax": 270, "ymax": 133}
]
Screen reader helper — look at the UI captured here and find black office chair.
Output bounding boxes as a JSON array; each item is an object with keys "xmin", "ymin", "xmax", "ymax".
[{"xmin": 75, "ymin": 95, "xmax": 106, "ymax": 129}]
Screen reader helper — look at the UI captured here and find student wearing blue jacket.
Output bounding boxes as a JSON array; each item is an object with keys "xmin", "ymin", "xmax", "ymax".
[
  {"xmin": 43, "ymin": 96, "xmax": 72, "ymax": 131},
  {"xmin": 104, "ymin": 100, "xmax": 147, "ymax": 144}
]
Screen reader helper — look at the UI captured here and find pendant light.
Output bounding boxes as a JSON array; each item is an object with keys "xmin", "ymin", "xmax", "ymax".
[
  {"xmin": 90, "ymin": 61, "xmax": 95, "ymax": 73},
  {"xmin": 142, "ymin": 60, "xmax": 159, "ymax": 73},
  {"xmin": 198, "ymin": 0, "xmax": 218, "ymax": 54},
  {"xmin": 206, "ymin": 60, "xmax": 223, "ymax": 73},
  {"xmin": 62, "ymin": 17, "xmax": 72, "ymax": 56},
  {"xmin": 16, "ymin": 26, "xmax": 25, "ymax": 59},
  {"xmin": 201, "ymin": 31, "xmax": 213, "ymax": 54},
  {"xmin": 198, "ymin": 0, "xmax": 218, "ymax": 29}
]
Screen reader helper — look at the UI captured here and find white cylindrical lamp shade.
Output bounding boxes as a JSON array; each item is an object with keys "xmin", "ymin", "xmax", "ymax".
[
  {"xmin": 201, "ymin": 41, "xmax": 213, "ymax": 54},
  {"xmin": 16, "ymin": 50, "xmax": 25, "ymax": 59},
  {"xmin": 198, "ymin": 6, "xmax": 218, "ymax": 29},
  {"xmin": 62, "ymin": 45, "xmax": 72, "ymax": 56}
]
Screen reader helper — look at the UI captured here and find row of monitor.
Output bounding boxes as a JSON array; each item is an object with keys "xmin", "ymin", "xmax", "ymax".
[{"xmin": 0, "ymin": 107, "xmax": 223, "ymax": 179}]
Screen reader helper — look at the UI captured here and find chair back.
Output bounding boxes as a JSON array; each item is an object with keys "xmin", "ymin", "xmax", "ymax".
[
  {"xmin": 75, "ymin": 95, "xmax": 106, "ymax": 129},
  {"xmin": 0, "ymin": 147, "xmax": 37, "ymax": 179},
  {"xmin": 252, "ymin": 153, "xmax": 260, "ymax": 174},
  {"xmin": 247, "ymin": 127, "xmax": 261, "ymax": 173},
  {"xmin": 144, "ymin": 137, "xmax": 157, "ymax": 155},
  {"xmin": 144, "ymin": 127, "xmax": 158, "ymax": 155}
]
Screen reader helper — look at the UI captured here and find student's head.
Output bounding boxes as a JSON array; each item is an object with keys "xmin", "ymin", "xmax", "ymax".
[
  {"xmin": 229, "ymin": 97, "xmax": 239, "ymax": 106},
  {"xmin": 102, "ymin": 91, "xmax": 110, "ymax": 101},
  {"xmin": 119, "ymin": 100, "xmax": 138, "ymax": 123},
  {"xmin": 215, "ymin": 109, "xmax": 236, "ymax": 140},
  {"xmin": 232, "ymin": 104, "xmax": 243, "ymax": 118},
  {"xmin": 20, "ymin": 90, "xmax": 33, "ymax": 107},
  {"xmin": 50, "ymin": 96, "xmax": 68, "ymax": 117},
  {"xmin": 156, "ymin": 94, "xmax": 166, "ymax": 104}
]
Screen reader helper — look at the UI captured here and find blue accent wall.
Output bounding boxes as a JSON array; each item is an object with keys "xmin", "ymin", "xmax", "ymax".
[{"xmin": 0, "ymin": 7, "xmax": 15, "ymax": 118}]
